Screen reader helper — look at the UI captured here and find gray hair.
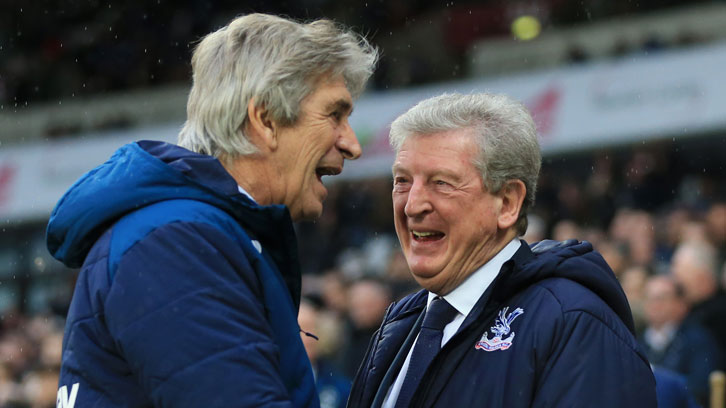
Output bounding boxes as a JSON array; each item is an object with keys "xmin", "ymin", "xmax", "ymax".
[
  {"xmin": 389, "ymin": 93, "xmax": 541, "ymax": 235},
  {"xmin": 178, "ymin": 14, "xmax": 378, "ymax": 159},
  {"xmin": 675, "ymin": 240, "xmax": 718, "ymax": 277}
]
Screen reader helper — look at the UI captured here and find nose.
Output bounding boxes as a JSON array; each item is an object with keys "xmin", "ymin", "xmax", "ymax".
[
  {"xmin": 404, "ymin": 180, "xmax": 432, "ymax": 217},
  {"xmin": 337, "ymin": 121, "xmax": 362, "ymax": 160}
]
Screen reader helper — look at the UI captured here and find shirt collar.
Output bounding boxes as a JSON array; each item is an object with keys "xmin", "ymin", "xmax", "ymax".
[
  {"xmin": 237, "ymin": 185, "xmax": 257, "ymax": 204},
  {"xmin": 427, "ymin": 238, "xmax": 521, "ymax": 317}
]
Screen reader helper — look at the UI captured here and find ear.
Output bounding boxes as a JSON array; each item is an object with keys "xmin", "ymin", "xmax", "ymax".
[
  {"xmin": 246, "ymin": 98, "xmax": 278, "ymax": 151},
  {"xmin": 497, "ymin": 179, "xmax": 526, "ymax": 230}
]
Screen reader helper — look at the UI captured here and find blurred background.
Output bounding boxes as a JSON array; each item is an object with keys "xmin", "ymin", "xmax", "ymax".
[{"xmin": 1, "ymin": 0, "xmax": 725, "ymax": 407}]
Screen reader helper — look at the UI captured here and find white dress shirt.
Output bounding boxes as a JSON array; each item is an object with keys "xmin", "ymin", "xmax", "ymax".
[
  {"xmin": 237, "ymin": 185, "xmax": 256, "ymax": 203},
  {"xmin": 382, "ymin": 238, "xmax": 521, "ymax": 408},
  {"xmin": 238, "ymin": 186, "xmax": 263, "ymax": 253},
  {"xmin": 643, "ymin": 323, "xmax": 677, "ymax": 353}
]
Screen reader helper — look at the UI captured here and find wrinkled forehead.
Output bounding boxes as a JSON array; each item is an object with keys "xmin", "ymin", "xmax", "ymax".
[{"xmin": 301, "ymin": 76, "xmax": 353, "ymax": 110}]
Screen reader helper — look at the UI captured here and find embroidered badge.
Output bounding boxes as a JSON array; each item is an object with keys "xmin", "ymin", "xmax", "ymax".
[{"xmin": 474, "ymin": 306, "xmax": 524, "ymax": 352}]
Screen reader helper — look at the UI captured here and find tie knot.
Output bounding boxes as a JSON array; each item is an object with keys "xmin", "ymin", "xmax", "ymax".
[{"xmin": 422, "ymin": 297, "xmax": 458, "ymax": 331}]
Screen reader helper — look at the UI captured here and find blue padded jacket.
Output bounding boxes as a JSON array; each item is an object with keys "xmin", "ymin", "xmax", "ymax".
[
  {"xmin": 347, "ymin": 240, "xmax": 657, "ymax": 408},
  {"xmin": 47, "ymin": 141, "xmax": 319, "ymax": 407}
]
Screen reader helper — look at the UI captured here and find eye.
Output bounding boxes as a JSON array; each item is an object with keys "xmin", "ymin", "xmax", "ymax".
[
  {"xmin": 433, "ymin": 179, "xmax": 455, "ymax": 191},
  {"xmin": 392, "ymin": 176, "xmax": 411, "ymax": 192},
  {"xmin": 330, "ymin": 110, "xmax": 343, "ymax": 122}
]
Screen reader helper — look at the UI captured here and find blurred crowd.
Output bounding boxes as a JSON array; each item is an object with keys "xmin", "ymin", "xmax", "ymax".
[{"xmin": 0, "ymin": 313, "xmax": 63, "ymax": 408}]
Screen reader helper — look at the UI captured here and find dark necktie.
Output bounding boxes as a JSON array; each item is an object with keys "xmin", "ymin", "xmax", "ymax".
[{"xmin": 394, "ymin": 296, "xmax": 459, "ymax": 408}]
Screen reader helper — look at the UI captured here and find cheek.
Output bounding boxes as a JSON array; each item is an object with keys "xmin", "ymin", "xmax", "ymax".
[
  {"xmin": 392, "ymin": 193, "xmax": 406, "ymax": 213},
  {"xmin": 392, "ymin": 197, "xmax": 409, "ymax": 236},
  {"xmin": 454, "ymin": 208, "xmax": 496, "ymax": 241},
  {"xmin": 466, "ymin": 202, "xmax": 498, "ymax": 226},
  {"xmin": 312, "ymin": 127, "xmax": 338, "ymax": 152}
]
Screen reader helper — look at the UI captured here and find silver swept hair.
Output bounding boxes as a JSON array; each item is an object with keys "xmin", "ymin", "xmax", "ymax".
[
  {"xmin": 178, "ymin": 14, "xmax": 378, "ymax": 160},
  {"xmin": 389, "ymin": 93, "xmax": 541, "ymax": 235}
]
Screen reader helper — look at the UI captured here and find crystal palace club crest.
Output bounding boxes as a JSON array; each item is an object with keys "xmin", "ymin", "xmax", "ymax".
[{"xmin": 475, "ymin": 306, "xmax": 524, "ymax": 352}]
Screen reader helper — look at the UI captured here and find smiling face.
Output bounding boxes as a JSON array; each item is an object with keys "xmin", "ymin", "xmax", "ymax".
[
  {"xmin": 275, "ymin": 76, "xmax": 362, "ymax": 221},
  {"xmin": 392, "ymin": 129, "xmax": 514, "ymax": 295}
]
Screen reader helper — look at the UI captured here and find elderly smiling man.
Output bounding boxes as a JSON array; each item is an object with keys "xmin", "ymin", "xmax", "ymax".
[
  {"xmin": 347, "ymin": 93, "xmax": 656, "ymax": 408},
  {"xmin": 47, "ymin": 14, "xmax": 377, "ymax": 407}
]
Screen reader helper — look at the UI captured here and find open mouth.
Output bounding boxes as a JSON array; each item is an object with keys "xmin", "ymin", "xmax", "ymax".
[
  {"xmin": 316, "ymin": 166, "xmax": 342, "ymax": 182},
  {"xmin": 412, "ymin": 230, "xmax": 445, "ymax": 242}
]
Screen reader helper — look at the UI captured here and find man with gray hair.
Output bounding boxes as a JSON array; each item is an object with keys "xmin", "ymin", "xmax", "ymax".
[
  {"xmin": 47, "ymin": 14, "xmax": 377, "ymax": 407},
  {"xmin": 671, "ymin": 240, "xmax": 726, "ymax": 357},
  {"xmin": 347, "ymin": 93, "xmax": 656, "ymax": 407}
]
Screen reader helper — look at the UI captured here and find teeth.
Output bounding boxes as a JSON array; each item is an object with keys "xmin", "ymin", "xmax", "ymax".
[{"xmin": 413, "ymin": 231, "xmax": 438, "ymax": 238}]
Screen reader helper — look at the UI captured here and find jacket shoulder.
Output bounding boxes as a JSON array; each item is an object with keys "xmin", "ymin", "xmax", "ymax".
[
  {"xmin": 108, "ymin": 199, "xmax": 251, "ymax": 280},
  {"xmin": 536, "ymin": 277, "xmax": 608, "ymax": 313},
  {"xmin": 534, "ymin": 277, "xmax": 641, "ymax": 350}
]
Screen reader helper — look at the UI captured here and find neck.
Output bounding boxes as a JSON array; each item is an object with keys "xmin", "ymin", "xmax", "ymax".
[
  {"xmin": 222, "ymin": 155, "xmax": 278, "ymax": 206},
  {"xmin": 650, "ymin": 322, "xmax": 674, "ymax": 332}
]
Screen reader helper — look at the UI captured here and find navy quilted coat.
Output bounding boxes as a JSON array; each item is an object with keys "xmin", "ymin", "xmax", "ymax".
[
  {"xmin": 47, "ymin": 141, "xmax": 319, "ymax": 407},
  {"xmin": 347, "ymin": 240, "xmax": 657, "ymax": 408}
]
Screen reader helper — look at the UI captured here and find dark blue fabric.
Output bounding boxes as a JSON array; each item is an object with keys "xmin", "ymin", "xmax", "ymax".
[
  {"xmin": 348, "ymin": 240, "xmax": 657, "ymax": 408},
  {"xmin": 653, "ymin": 366, "xmax": 699, "ymax": 408},
  {"xmin": 47, "ymin": 141, "xmax": 318, "ymax": 407},
  {"xmin": 315, "ymin": 360, "xmax": 352, "ymax": 408}
]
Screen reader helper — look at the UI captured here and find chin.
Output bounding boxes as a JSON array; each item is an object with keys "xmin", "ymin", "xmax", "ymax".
[
  {"xmin": 413, "ymin": 275, "xmax": 447, "ymax": 295},
  {"xmin": 409, "ymin": 263, "xmax": 451, "ymax": 291},
  {"xmin": 297, "ymin": 203, "xmax": 324, "ymax": 221},
  {"xmin": 409, "ymin": 265, "xmax": 442, "ymax": 282},
  {"xmin": 294, "ymin": 211, "xmax": 321, "ymax": 222}
]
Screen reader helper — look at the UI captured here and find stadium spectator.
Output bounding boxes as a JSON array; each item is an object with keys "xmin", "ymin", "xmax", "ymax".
[
  {"xmin": 597, "ymin": 239, "xmax": 628, "ymax": 278},
  {"xmin": 320, "ymin": 269, "xmax": 352, "ymax": 318},
  {"xmin": 339, "ymin": 278, "xmax": 393, "ymax": 379},
  {"xmin": 620, "ymin": 264, "xmax": 651, "ymax": 333},
  {"xmin": 299, "ymin": 298, "xmax": 352, "ymax": 408},
  {"xmin": 671, "ymin": 240, "xmax": 726, "ymax": 354},
  {"xmin": 552, "ymin": 218, "xmax": 581, "ymax": 241},
  {"xmin": 705, "ymin": 202, "xmax": 726, "ymax": 265},
  {"xmin": 384, "ymin": 250, "xmax": 419, "ymax": 301},
  {"xmin": 640, "ymin": 274, "xmax": 721, "ymax": 406}
]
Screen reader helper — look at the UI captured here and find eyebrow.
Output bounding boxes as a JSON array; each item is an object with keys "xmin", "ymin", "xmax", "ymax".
[
  {"xmin": 391, "ymin": 165, "xmax": 461, "ymax": 181},
  {"xmin": 327, "ymin": 99, "xmax": 353, "ymax": 114}
]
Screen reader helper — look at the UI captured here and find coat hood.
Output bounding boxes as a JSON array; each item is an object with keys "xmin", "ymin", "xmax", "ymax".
[
  {"xmin": 46, "ymin": 140, "xmax": 293, "ymax": 269},
  {"xmin": 499, "ymin": 239, "xmax": 635, "ymax": 334}
]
